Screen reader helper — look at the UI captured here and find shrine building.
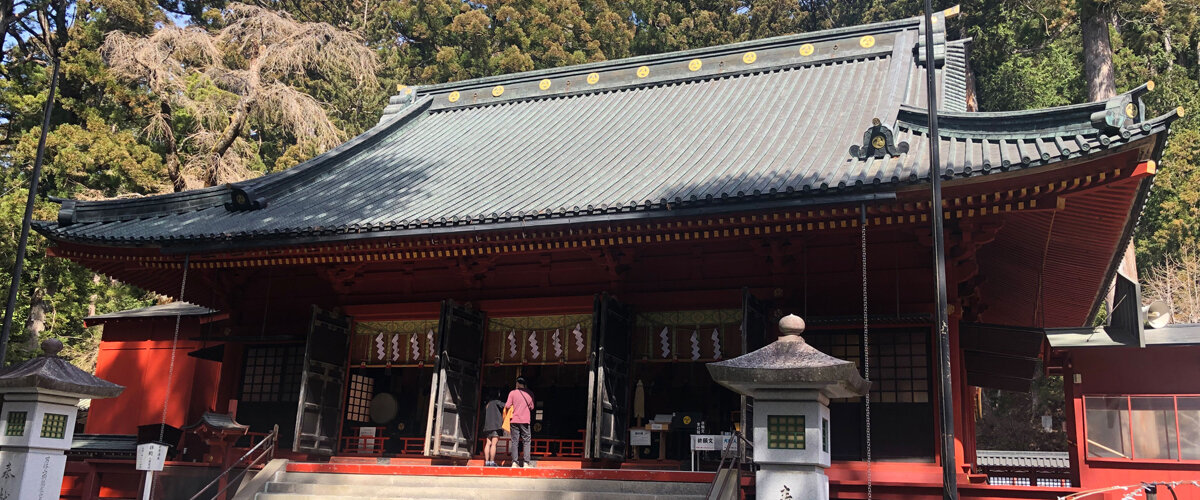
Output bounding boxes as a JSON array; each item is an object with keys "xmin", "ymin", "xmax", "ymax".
[{"xmin": 34, "ymin": 10, "xmax": 1195, "ymax": 500}]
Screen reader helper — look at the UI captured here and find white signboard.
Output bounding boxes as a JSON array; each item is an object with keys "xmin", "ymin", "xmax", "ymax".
[
  {"xmin": 630, "ymin": 429, "xmax": 651, "ymax": 446},
  {"xmin": 135, "ymin": 443, "xmax": 168, "ymax": 471},
  {"xmin": 358, "ymin": 427, "xmax": 377, "ymax": 454},
  {"xmin": 690, "ymin": 434, "xmax": 732, "ymax": 452}
]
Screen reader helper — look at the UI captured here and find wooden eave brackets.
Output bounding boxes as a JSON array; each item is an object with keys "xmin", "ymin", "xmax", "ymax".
[{"xmin": 849, "ymin": 118, "xmax": 909, "ymax": 159}]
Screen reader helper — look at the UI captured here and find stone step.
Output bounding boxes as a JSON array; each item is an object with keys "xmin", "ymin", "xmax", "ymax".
[
  {"xmin": 258, "ymin": 483, "xmax": 702, "ymax": 500},
  {"xmin": 275, "ymin": 471, "xmax": 709, "ymax": 495},
  {"xmin": 247, "ymin": 467, "xmax": 713, "ymax": 500}
]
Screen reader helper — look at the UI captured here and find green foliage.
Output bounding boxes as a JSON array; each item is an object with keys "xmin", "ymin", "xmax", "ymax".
[{"xmin": 975, "ymin": 367, "xmax": 1070, "ymax": 452}]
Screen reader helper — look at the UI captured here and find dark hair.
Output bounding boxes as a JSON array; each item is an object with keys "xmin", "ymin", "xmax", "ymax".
[{"xmin": 516, "ymin": 376, "xmax": 527, "ymax": 386}]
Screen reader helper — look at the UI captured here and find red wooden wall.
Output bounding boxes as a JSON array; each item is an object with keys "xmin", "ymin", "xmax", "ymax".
[
  {"xmin": 1061, "ymin": 345, "xmax": 1200, "ymax": 499},
  {"xmin": 87, "ymin": 317, "xmax": 222, "ymax": 435}
]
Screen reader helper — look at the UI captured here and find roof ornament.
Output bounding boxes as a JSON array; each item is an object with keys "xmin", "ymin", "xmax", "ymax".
[
  {"xmin": 1092, "ymin": 81, "xmax": 1154, "ymax": 132},
  {"xmin": 57, "ymin": 199, "xmax": 77, "ymax": 226},
  {"xmin": 849, "ymin": 118, "xmax": 909, "ymax": 159},
  {"xmin": 225, "ymin": 185, "xmax": 267, "ymax": 212}
]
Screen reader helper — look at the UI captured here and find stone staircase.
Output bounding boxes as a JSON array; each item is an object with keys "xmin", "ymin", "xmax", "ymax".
[{"xmin": 236, "ymin": 462, "xmax": 715, "ymax": 500}]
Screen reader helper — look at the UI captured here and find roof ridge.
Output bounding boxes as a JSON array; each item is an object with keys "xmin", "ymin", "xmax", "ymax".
[
  {"xmin": 376, "ymin": 16, "xmax": 925, "ymax": 118},
  {"xmin": 896, "ymin": 81, "xmax": 1159, "ymax": 135},
  {"xmin": 422, "ymin": 53, "xmax": 892, "ymax": 114},
  {"xmin": 414, "ymin": 16, "xmax": 922, "ymax": 94}
]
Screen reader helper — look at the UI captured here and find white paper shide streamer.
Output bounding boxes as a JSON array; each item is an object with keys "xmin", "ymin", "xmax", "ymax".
[
  {"xmin": 660, "ymin": 327, "xmax": 671, "ymax": 358},
  {"xmin": 375, "ymin": 333, "xmax": 385, "ymax": 361},
  {"xmin": 528, "ymin": 331, "xmax": 540, "ymax": 359},
  {"xmin": 711, "ymin": 328, "xmax": 722, "ymax": 359},
  {"xmin": 508, "ymin": 329, "xmax": 518, "ymax": 358},
  {"xmin": 410, "ymin": 334, "xmax": 420, "ymax": 360},
  {"xmin": 573, "ymin": 324, "xmax": 585, "ymax": 352},
  {"xmin": 426, "ymin": 329, "xmax": 435, "ymax": 358},
  {"xmin": 552, "ymin": 329, "xmax": 563, "ymax": 358},
  {"xmin": 391, "ymin": 334, "xmax": 400, "ymax": 362}
]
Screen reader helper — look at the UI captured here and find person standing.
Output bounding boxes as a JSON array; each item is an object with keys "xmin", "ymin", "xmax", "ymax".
[
  {"xmin": 505, "ymin": 376, "xmax": 535, "ymax": 468},
  {"xmin": 481, "ymin": 390, "xmax": 506, "ymax": 466}
]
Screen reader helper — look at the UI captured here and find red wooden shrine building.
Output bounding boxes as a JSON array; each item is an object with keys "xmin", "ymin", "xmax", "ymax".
[{"xmin": 36, "ymin": 11, "xmax": 1195, "ymax": 500}]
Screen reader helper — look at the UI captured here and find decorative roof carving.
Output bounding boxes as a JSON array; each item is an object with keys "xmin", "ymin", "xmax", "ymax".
[{"xmin": 849, "ymin": 118, "xmax": 910, "ymax": 159}]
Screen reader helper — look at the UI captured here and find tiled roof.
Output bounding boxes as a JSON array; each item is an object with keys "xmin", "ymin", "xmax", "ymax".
[
  {"xmin": 33, "ymin": 13, "xmax": 1178, "ymax": 251},
  {"xmin": 69, "ymin": 434, "xmax": 138, "ymax": 458},
  {"xmin": 942, "ymin": 40, "xmax": 970, "ymax": 113},
  {"xmin": 0, "ymin": 351, "xmax": 124, "ymax": 398},
  {"xmin": 976, "ymin": 450, "xmax": 1070, "ymax": 469},
  {"xmin": 84, "ymin": 301, "xmax": 215, "ymax": 325},
  {"xmin": 1047, "ymin": 323, "xmax": 1200, "ymax": 348}
]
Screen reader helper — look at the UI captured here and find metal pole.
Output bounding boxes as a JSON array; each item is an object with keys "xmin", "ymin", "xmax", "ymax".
[
  {"xmin": 0, "ymin": 57, "xmax": 61, "ymax": 367},
  {"xmin": 920, "ymin": 2, "xmax": 958, "ymax": 500}
]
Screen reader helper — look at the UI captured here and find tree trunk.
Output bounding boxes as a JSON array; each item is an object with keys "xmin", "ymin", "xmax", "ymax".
[
  {"xmin": 23, "ymin": 286, "xmax": 46, "ymax": 354},
  {"xmin": 1080, "ymin": 0, "xmax": 1116, "ymax": 101},
  {"xmin": 160, "ymin": 103, "xmax": 188, "ymax": 192},
  {"xmin": 205, "ymin": 98, "xmax": 251, "ymax": 187},
  {"xmin": 1164, "ymin": 28, "xmax": 1173, "ymax": 69},
  {"xmin": 166, "ymin": 150, "xmax": 186, "ymax": 192}
]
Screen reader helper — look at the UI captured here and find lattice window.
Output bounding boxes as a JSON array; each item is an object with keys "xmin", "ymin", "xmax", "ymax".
[
  {"xmin": 868, "ymin": 330, "xmax": 929, "ymax": 403},
  {"xmin": 346, "ymin": 374, "xmax": 374, "ymax": 423},
  {"xmin": 767, "ymin": 415, "xmax": 805, "ymax": 449},
  {"xmin": 822, "ymin": 418, "xmax": 829, "ymax": 453},
  {"xmin": 240, "ymin": 344, "xmax": 304, "ymax": 403},
  {"xmin": 5, "ymin": 412, "xmax": 26, "ymax": 437},
  {"xmin": 41, "ymin": 413, "xmax": 68, "ymax": 439},
  {"xmin": 808, "ymin": 329, "xmax": 930, "ymax": 403}
]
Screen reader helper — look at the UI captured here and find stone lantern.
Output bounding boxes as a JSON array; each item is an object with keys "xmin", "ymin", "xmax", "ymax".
[
  {"xmin": 707, "ymin": 314, "xmax": 868, "ymax": 500},
  {"xmin": 0, "ymin": 339, "xmax": 124, "ymax": 500}
]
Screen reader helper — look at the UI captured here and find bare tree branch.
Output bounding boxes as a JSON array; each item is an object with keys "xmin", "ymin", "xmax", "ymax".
[{"xmin": 102, "ymin": 2, "xmax": 378, "ymax": 188}]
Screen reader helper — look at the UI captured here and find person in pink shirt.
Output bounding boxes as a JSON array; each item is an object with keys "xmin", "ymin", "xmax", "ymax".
[{"xmin": 505, "ymin": 376, "xmax": 535, "ymax": 468}]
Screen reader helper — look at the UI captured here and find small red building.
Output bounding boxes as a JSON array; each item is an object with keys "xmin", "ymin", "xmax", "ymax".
[
  {"xmin": 38, "ymin": 12, "xmax": 1195, "ymax": 500},
  {"xmin": 1048, "ymin": 320, "xmax": 1200, "ymax": 497}
]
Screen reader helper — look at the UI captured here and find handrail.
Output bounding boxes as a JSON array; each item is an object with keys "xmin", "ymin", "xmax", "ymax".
[
  {"xmin": 188, "ymin": 424, "xmax": 279, "ymax": 500},
  {"xmin": 704, "ymin": 432, "xmax": 753, "ymax": 500}
]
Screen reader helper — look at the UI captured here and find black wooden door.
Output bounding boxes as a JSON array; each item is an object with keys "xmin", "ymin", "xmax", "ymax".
[
  {"xmin": 741, "ymin": 288, "xmax": 769, "ymax": 441},
  {"xmin": 584, "ymin": 293, "xmax": 634, "ymax": 461},
  {"xmin": 424, "ymin": 300, "xmax": 486, "ymax": 459},
  {"xmin": 293, "ymin": 306, "xmax": 352, "ymax": 455}
]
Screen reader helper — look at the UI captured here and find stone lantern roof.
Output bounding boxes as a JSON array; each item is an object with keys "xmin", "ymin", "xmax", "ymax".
[
  {"xmin": 707, "ymin": 314, "xmax": 869, "ymax": 399},
  {"xmin": 0, "ymin": 339, "xmax": 124, "ymax": 398}
]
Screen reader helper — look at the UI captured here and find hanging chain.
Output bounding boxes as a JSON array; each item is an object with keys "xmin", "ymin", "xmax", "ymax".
[
  {"xmin": 861, "ymin": 208, "xmax": 873, "ymax": 500},
  {"xmin": 159, "ymin": 254, "xmax": 190, "ymax": 443}
]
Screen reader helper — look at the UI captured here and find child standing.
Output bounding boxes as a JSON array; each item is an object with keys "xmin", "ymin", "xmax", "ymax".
[{"xmin": 481, "ymin": 390, "xmax": 505, "ymax": 466}]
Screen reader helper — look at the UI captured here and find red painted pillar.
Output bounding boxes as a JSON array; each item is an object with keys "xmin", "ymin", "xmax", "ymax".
[
  {"xmin": 1062, "ymin": 355, "xmax": 1084, "ymax": 488},
  {"xmin": 947, "ymin": 313, "xmax": 968, "ymax": 474},
  {"xmin": 216, "ymin": 343, "xmax": 245, "ymax": 415}
]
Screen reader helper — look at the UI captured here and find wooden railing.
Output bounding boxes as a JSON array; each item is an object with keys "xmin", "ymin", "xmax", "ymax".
[
  {"xmin": 339, "ymin": 436, "xmax": 425, "ymax": 456},
  {"xmin": 705, "ymin": 432, "xmax": 752, "ymax": 500},
  {"xmin": 340, "ymin": 435, "xmax": 390, "ymax": 455},
  {"xmin": 188, "ymin": 425, "xmax": 278, "ymax": 500},
  {"xmin": 483, "ymin": 437, "xmax": 586, "ymax": 458},
  {"xmin": 338, "ymin": 435, "xmax": 586, "ymax": 458}
]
